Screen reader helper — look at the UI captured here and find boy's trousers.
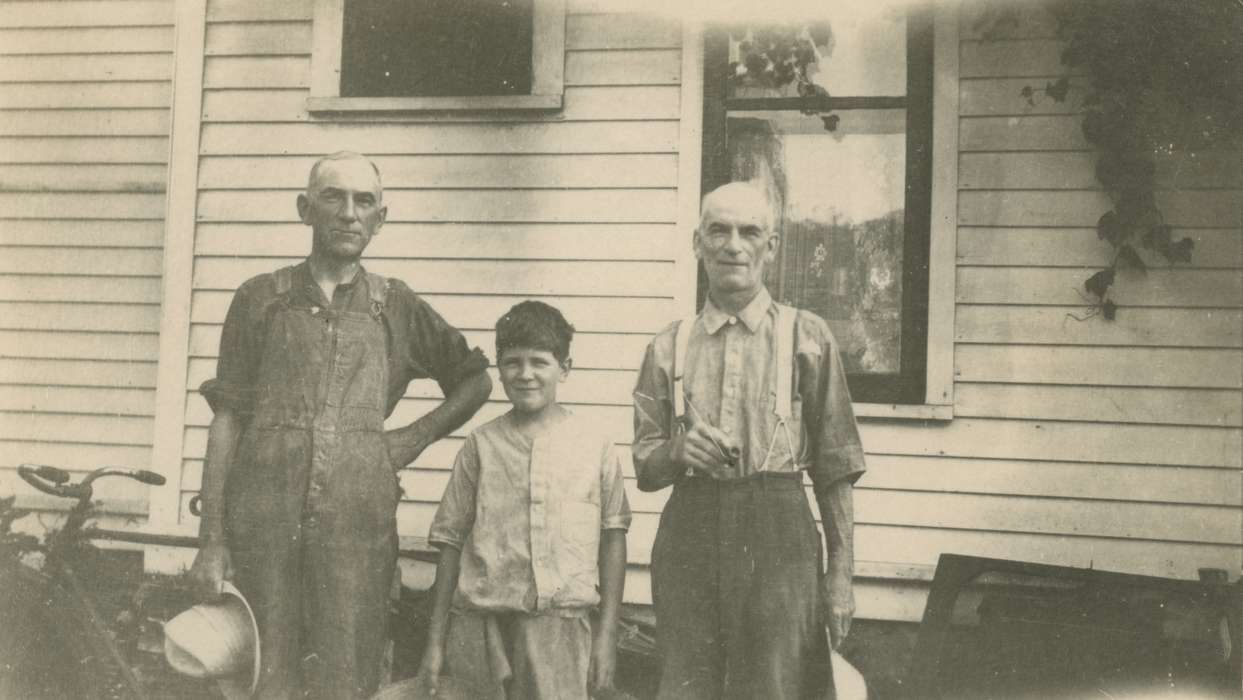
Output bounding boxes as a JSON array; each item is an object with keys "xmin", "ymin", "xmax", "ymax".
[
  {"xmin": 443, "ymin": 608, "xmax": 593, "ymax": 700},
  {"xmin": 651, "ymin": 471, "xmax": 833, "ymax": 700}
]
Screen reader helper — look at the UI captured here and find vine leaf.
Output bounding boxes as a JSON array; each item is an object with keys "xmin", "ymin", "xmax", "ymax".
[
  {"xmin": 1142, "ymin": 223, "xmax": 1172, "ymax": 253},
  {"xmin": 1116, "ymin": 244, "xmax": 1147, "ymax": 272},
  {"xmin": 1167, "ymin": 237, "xmax": 1195, "ymax": 263},
  {"xmin": 1096, "ymin": 211, "xmax": 1124, "ymax": 245},
  {"xmin": 1101, "ymin": 299, "xmax": 1117, "ymax": 321},
  {"xmin": 1085, "ymin": 268, "xmax": 1115, "ymax": 298},
  {"xmin": 821, "ymin": 114, "xmax": 840, "ymax": 131},
  {"xmin": 1046, "ymin": 76, "xmax": 1071, "ymax": 102},
  {"xmin": 1020, "ymin": 85, "xmax": 1035, "ymax": 107}
]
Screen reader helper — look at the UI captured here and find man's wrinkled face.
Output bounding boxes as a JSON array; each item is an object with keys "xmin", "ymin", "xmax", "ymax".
[
  {"xmin": 298, "ymin": 158, "xmax": 387, "ymax": 261},
  {"xmin": 693, "ymin": 187, "xmax": 778, "ymax": 299}
]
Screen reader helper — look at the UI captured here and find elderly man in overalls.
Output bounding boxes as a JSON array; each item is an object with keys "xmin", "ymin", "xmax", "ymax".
[
  {"xmin": 633, "ymin": 182, "xmax": 866, "ymax": 699},
  {"xmin": 189, "ymin": 152, "xmax": 492, "ymax": 699}
]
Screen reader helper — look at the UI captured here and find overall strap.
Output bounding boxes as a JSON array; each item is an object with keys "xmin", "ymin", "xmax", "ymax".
[
  {"xmin": 364, "ymin": 272, "xmax": 389, "ymax": 318},
  {"xmin": 272, "ymin": 265, "xmax": 297, "ymax": 297},
  {"xmin": 671, "ymin": 315, "xmax": 697, "ymax": 421},
  {"xmin": 773, "ymin": 303, "xmax": 796, "ymax": 420}
]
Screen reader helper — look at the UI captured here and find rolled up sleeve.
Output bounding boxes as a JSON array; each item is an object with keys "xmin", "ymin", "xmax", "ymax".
[
  {"xmin": 200, "ymin": 283, "xmax": 262, "ymax": 417},
  {"xmin": 401, "ymin": 288, "xmax": 489, "ymax": 395},
  {"xmin": 428, "ymin": 435, "xmax": 480, "ymax": 550},
  {"xmin": 600, "ymin": 442, "xmax": 632, "ymax": 531},
  {"xmin": 801, "ymin": 323, "xmax": 866, "ymax": 488},
  {"xmin": 631, "ymin": 339, "xmax": 676, "ymax": 490}
]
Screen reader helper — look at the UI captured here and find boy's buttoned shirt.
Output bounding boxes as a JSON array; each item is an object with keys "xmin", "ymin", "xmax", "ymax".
[
  {"xmin": 429, "ymin": 411, "xmax": 632, "ymax": 614},
  {"xmin": 632, "ymin": 286, "xmax": 866, "ymax": 487}
]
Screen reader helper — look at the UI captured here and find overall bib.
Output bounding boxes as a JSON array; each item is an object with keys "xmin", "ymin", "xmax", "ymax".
[{"xmin": 225, "ymin": 267, "xmax": 399, "ymax": 699}]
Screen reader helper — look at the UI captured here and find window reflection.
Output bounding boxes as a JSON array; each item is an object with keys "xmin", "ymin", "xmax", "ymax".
[{"xmin": 728, "ymin": 110, "xmax": 906, "ymax": 374}]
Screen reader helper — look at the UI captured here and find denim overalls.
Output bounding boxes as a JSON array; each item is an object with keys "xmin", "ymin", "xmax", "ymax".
[{"xmin": 224, "ymin": 266, "xmax": 399, "ymax": 699}]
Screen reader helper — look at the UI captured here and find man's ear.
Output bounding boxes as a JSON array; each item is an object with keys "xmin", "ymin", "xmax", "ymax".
[
  {"xmin": 296, "ymin": 193, "xmax": 311, "ymax": 224},
  {"xmin": 692, "ymin": 229, "xmax": 704, "ymax": 260},
  {"xmin": 559, "ymin": 357, "xmax": 573, "ymax": 380},
  {"xmin": 374, "ymin": 204, "xmax": 388, "ymax": 235},
  {"xmin": 764, "ymin": 232, "xmax": 780, "ymax": 262}
]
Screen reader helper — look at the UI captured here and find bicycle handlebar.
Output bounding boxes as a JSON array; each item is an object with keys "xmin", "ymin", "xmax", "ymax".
[
  {"xmin": 35, "ymin": 465, "xmax": 70, "ymax": 484},
  {"xmin": 17, "ymin": 465, "xmax": 72, "ymax": 497},
  {"xmin": 18, "ymin": 465, "xmax": 167, "ymax": 503}
]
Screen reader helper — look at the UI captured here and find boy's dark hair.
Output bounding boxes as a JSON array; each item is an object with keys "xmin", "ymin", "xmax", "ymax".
[{"xmin": 495, "ymin": 300, "xmax": 575, "ymax": 363}]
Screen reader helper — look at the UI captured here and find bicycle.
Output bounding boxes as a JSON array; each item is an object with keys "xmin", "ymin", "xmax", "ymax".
[{"xmin": 0, "ymin": 464, "xmax": 192, "ymax": 700}]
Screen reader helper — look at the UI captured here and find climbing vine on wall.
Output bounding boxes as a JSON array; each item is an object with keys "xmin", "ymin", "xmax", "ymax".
[
  {"xmin": 727, "ymin": 23, "xmax": 842, "ymax": 130},
  {"xmin": 978, "ymin": 0, "xmax": 1243, "ymax": 320}
]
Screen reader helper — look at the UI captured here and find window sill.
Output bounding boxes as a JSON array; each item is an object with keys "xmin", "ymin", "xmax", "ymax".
[
  {"xmin": 853, "ymin": 402, "xmax": 954, "ymax": 421},
  {"xmin": 305, "ymin": 94, "xmax": 564, "ymax": 114}
]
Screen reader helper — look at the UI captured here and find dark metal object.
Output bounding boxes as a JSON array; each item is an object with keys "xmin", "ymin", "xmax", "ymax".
[{"xmin": 907, "ymin": 553, "xmax": 1242, "ymax": 699}]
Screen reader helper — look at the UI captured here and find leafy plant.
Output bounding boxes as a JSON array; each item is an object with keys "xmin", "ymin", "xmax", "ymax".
[
  {"xmin": 978, "ymin": 0, "xmax": 1243, "ymax": 320},
  {"xmin": 727, "ymin": 23, "xmax": 841, "ymax": 130}
]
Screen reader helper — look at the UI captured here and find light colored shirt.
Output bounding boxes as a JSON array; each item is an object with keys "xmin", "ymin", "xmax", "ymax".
[
  {"xmin": 632, "ymin": 287, "xmax": 866, "ymax": 489},
  {"xmin": 429, "ymin": 410, "xmax": 632, "ymax": 614}
]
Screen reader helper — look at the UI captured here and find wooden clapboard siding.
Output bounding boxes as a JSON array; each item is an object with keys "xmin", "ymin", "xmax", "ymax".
[
  {"xmin": 955, "ymin": 345, "xmax": 1243, "ymax": 390},
  {"xmin": 957, "ymin": 228, "xmax": 1242, "ymax": 269},
  {"xmin": 0, "ymin": 2, "xmax": 172, "ymax": 513},
  {"xmin": 0, "ymin": 82, "xmax": 171, "ymax": 109},
  {"xmin": 927, "ymin": 0, "xmax": 1243, "ymax": 612},
  {"xmin": 193, "ymin": 222, "xmax": 679, "ymax": 260},
  {"xmin": 956, "ymin": 268, "xmax": 1243, "ymax": 308},
  {"xmin": 202, "ymin": 85, "xmax": 682, "ymax": 123},
  {"xmin": 959, "ymin": 151, "xmax": 1243, "ymax": 191},
  {"xmin": 196, "ymin": 189, "xmax": 678, "ymax": 224},
  {"xmin": 198, "ymin": 154, "xmax": 679, "ymax": 188}
]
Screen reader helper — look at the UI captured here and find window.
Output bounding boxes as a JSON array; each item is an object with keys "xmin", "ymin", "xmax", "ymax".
[
  {"xmin": 700, "ymin": 7, "xmax": 942, "ymax": 407},
  {"xmin": 308, "ymin": 0, "xmax": 566, "ymax": 112}
]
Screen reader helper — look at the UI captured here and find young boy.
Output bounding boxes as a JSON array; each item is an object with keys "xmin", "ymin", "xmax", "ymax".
[{"xmin": 417, "ymin": 301, "xmax": 631, "ymax": 699}]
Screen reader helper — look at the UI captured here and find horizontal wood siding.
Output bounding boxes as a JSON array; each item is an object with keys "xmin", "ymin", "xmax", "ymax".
[
  {"xmin": 0, "ymin": 2, "xmax": 172, "ymax": 508},
  {"xmin": 179, "ymin": 0, "xmax": 686, "ymax": 607},
  {"xmin": 918, "ymin": 2, "xmax": 1243, "ymax": 606}
]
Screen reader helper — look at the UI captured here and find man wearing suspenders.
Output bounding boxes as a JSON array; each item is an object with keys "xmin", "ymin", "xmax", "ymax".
[
  {"xmin": 633, "ymin": 182, "xmax": 866, "ymax": 699},
  {"xmin": 189, "ymin": 152, "xmax": 492, "ymax": 698}
]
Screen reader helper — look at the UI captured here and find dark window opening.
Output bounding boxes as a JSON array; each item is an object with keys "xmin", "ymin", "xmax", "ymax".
[{"xmin": 341, "ymin": 0, "xmax": 534, "ymax": 98}]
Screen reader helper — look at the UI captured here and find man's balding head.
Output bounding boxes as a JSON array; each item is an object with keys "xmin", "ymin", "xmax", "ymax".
[
  {"xmin": 694, "ymin": 181, "xmax": 779, "ymax": 308},
  {"xmin": 698, "ymin": 182, "xmax": 773, "ymax": 235},
  {"xmin": 307, "ymin": 151, "xmax": 383, "ymax": 199}
]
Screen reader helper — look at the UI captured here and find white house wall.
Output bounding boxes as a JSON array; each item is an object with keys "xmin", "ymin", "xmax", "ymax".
[{"xmin": 0, "ymin": 0, "xmax": 174, "ymax": 515}]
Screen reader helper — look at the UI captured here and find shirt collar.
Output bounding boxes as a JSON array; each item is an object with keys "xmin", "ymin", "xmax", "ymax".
[
  {"xmin": 701, "ymin": 286, "xmax": 773, "ymax": 334},
  {"xmin": 295, "ymin": 259, "xmax": 364, "ymax": 303}
]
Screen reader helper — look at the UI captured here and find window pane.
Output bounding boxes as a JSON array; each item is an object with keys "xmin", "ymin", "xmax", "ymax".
[
  {"xmin": 726, "ymin": 9, "xmax": 906, "ymax": 100},
  {"xmin": 727, "ymin": 109, "xmax": 906, "ymax": 374},
  {"xmin": 341, "ymin": 0, "xmax": 533, "ymax": 98}
]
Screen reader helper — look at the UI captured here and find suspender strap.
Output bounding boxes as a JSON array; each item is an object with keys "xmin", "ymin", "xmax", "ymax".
[
  {"xmin": 364, "ymin": 272, "xmax": 389, "ymax": 318},
  {"xmin": 670, "ymin": 305, "xmax": 798, "ymax": 422},
  {"xmin": 773, "ymin": 303, "xmax": 795, "ymax": 420},
  {"xmin": 671, "ymin": 315, "xmax": 696, "ymax": 420},
  {"xmin": 272, "ymin": 265, "xmax": 296, "ymax": 297}
]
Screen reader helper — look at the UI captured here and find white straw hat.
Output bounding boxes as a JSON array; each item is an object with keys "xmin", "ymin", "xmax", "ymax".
[
  {"xmin": 164, "ymin": 581, "xmax": 260, "ymax": 700},
  {"xmin": 831, "ymin": 649, "xmax": 868, "ymax": 700}
]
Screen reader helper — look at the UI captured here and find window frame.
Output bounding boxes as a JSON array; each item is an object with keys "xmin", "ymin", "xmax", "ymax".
[
  {"xmin": 306, "ymin": 0, "xmax": 566, "ymax": 113},
  {"xmin": 693, "ymin": 6, "xmax": 957, "ymax": 418}
]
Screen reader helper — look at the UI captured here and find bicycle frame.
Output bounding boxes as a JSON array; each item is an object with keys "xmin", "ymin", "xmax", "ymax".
[{"xmin": 2, "ymin": 464, "xmax": 169, "ymax": 700}]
